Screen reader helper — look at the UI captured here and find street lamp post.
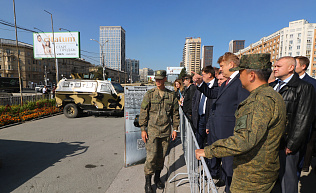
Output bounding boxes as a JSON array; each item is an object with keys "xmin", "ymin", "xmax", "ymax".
[
  {"xmin": 90, "ymin": 39, "xmax": 108, "ymax": 80},
  {"xmin": 44, "ymin": 10, "xmax": 59, "ymax": 84},
  {"xmin": 13, "ymin": 0, "xmax": 23, "ymax": 105}
]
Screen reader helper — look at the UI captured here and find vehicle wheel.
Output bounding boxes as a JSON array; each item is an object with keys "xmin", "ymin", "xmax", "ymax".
[{"xmin": 63, "ymin": 103, "xmax": 79, "ymax": 118}]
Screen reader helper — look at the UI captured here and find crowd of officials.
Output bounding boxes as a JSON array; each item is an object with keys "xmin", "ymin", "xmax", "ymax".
[{"xmin": 139, "ymin": 52, "xmax": 316, "ymax": 193}]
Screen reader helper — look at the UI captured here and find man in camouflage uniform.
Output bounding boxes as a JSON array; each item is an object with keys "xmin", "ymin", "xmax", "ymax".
[
  {"xmin": 195, "ymin": 53, "xmax": 287, "ymax": 193},
  {"xmin": 139, "ymin": 70, "xmax": 179, "ymax": 193}
]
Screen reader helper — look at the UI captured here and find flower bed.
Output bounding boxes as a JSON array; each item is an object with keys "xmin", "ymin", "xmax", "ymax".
[{"xmin": 0, "ymin": 99, "xmax": 61, "ymax": 127}]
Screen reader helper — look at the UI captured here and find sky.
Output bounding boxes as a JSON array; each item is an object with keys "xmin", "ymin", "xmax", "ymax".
[{"xmin": 1, "ymin": 0, "xmax": 316, "ymax": 70}]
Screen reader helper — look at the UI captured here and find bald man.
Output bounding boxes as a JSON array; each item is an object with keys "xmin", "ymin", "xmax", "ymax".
[{"xmin": 270, "ymin": 56, "xmax": 315, "ymax": 193}]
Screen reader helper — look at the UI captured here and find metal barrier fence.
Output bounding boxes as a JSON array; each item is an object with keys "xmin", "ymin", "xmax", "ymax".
[
  {"xmin": 0, "ymin": 93, "xmax": 53, "ymax": 106},
  {"xmin": 169, "ymin": 108, "xmax": 218, "ymax": 193}
]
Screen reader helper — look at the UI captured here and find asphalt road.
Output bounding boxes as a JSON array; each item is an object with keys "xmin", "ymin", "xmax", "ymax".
[{"xmin": 0, "ymin": 114, "xmax": 125, "ymax": 193}]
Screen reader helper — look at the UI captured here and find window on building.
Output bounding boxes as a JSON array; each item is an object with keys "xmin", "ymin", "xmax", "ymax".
[
  {"xmin": 0, "ymin": 65, "xmax": 1, "ymax": 69},
  {"xmin": 297, "ymin": 45, "xmax": 301, "ymax": 49},
  {"xmin": 0, "ymin": 57, "xmax": 1, "ymax": 62},
  {"xmin": 314, "ymin": 57, "xmax": 316, "ymax": 62},
  {"xmin": 0, "ymin": 73, "xmax": 2, "ymax": 77},
  {"xmin": 289, "ymin": 52, "xmax": 292, "ymax": 56},
  {"xmin": 289, "ymin": 46, "xmax": 292, "ymax": 51},
  {"xmin": 289, "ymin": 40, "xmax": 293, "ymax": 45},
  {"xmin": 297, "ymin": 39, "xmax": 301, "ymax": 44},
  {"xmin": 290, "ymin": 34, "xmax": 293, "ymax": 38},
  {"xmin": 8, "ymin": 65, "xmax": 11, "ymax": 70},
  {"xmin": 307, "ymin": 44, "xmax": 312, "ymax": 49},
  {"xmin": 307, "ymin": 31, "xmax": 313, "ymax": 36},
  {"xmin": 296, "ymin": 52, "xmax": 300, "ymax": 56},
  {"xmin": 298, "ymin": 33, "xmax": 301, "ymax": 37}
]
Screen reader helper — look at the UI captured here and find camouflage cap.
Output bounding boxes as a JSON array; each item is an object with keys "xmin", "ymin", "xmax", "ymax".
[
  {"xmin": 154, "ymin": 70, "xmax": 167, "ymax": 80},
  {"xmin": 229, "ymin": 53, "xmax": 272, "ymax": 71}
]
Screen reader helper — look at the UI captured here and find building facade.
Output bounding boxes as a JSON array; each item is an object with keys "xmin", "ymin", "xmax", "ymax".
[
  {"xmin": 235, "ymin": 19, "xmax": 316, "ymax": 78},
  {"xmin": 201, "ymin": 45, "xmax": 213, "ymax": 68},
  {"xmin": 124, "ymin": 59, "xmax": 139, "ymax": 83},
  {"xmin": 182, "ymin": 37, "xmax": 201, "ymax": 73},
  {"xmin": 89, "ymin": 66, "xmax": 127, "ymax": 84},
  {"xmin": 0, "ymin": 38, "xmax": 92, "ymax": 88},
  {"xmin": 139, "ymin": 67, "xmax": 154, "ymax": 82},
  {"xmin": 229, "ymin": 40, "xmax": 245, "ymax": 53},
  {"xmin": 99, "ymin": 26, "xmax": 126, "ymax": 71}
]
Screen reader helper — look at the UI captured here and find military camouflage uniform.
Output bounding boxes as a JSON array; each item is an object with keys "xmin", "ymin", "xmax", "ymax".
[
  {"xmin": 139, "ymin": 87, "xmax": 180, "ymax": 175},
  {"xmin": 204, "ymin": 84, "xmax": 286, "ymax": 192}
]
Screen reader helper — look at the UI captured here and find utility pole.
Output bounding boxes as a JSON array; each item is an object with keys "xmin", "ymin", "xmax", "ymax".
[
  {"xmin": 90, "ymin": 39, "xmax": 108, "ymax": 80},
  {"xmin": 44, "ymin": 10, "xmax": 58, "ymax": 84},
  {"xmin": 13, "ymin": 0, "xmax": 23, "ymax": 105}
]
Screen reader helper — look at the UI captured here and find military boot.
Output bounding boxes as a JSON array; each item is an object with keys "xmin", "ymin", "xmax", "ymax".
[
  {"xmin": 154, "ymin": 170, "xmax": 165, "ymax": 189},
  {"xmin": 145, "ymin": 175, "xmax": 153, "ymax": 193}
]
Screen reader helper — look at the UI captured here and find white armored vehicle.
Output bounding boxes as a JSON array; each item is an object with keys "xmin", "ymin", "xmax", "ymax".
[{"xmin": 55, "ymin": 79, "xmax": 124, "ymax": 118}]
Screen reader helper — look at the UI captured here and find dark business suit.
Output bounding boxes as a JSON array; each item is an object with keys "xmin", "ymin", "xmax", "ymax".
[
  {"xmin": 198, "ymin": 73, "xmax": 249, "ymax": 192},
  {"xmin": 182, "ymin": 84, "xmax": 196, "ymax": 122},
  {"xmin": 192, "ymin": 79, "xmax": 218, "ymax": 148},
  {"xmin": 301, "ymin": 73, "xmax": 316, "ymax": 171}
]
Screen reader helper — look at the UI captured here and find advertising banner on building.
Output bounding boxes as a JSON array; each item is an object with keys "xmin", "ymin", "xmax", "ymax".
[
  {"xmin": 33, "ymin": 32, "xmax": 80, "ymax": 59},
  {"xmin": 167, "ymin": 67, "xmax": 183, "ymax": 75}
]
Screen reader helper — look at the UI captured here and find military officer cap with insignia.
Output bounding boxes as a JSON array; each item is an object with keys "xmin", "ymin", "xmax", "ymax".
[
  {"xmin": 230, "ymin": 53, "xmax": 272, "ymax": 71},
  {"xmin": 154, "ymin": 70, "xmax": 167, "ymax": 80}
]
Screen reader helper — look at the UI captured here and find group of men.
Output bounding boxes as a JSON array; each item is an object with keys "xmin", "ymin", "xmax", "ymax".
[{"xmin": 138, "ymin": 52, "xmax": 316, "ymax": 193}]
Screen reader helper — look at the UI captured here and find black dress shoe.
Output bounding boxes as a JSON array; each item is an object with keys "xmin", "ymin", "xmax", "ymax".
[{"xmin": 215, "ymin": 179, "xmax": 225, "ymax": 187}]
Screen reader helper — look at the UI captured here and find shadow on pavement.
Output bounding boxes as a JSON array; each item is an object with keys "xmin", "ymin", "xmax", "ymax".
[{"xmin": 0, "ymin": 139, "xmax": 88, "ymax": 193}]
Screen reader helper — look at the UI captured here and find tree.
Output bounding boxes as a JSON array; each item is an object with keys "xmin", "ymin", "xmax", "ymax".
[{"xmin": 178, "ymin": 67, "xmax": 187, "ymax": 80}]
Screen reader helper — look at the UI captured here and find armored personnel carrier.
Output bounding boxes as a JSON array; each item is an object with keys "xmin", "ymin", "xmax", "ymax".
[{"xmin": 55, "ymin": 79, "xmax": 124, "ymax": 118}]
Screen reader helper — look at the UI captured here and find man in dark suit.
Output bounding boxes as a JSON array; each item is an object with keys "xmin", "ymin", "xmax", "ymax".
[
  {"xmin": 270, "ymin": 56, "xmax": 314, "ymax": 193},
  {"xmin": 295, "ymin": 56, "xmax": 316, "ymax": 173},
  {"xmin": 193, "ymin": 52, "xmax": 249, "ymax": 192},
  {"xmin": 192, "ymin": 66, "xmax": 218, "ymax": 148},
  {"xmin": 182, "ymin": 75, "xmax": 196, "ymax": 122},
  {"xmin": 192, "ymin": 66, "xmax": 220, "ymax": 179}
]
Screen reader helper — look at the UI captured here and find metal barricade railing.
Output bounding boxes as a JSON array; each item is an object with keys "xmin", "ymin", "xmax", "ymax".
[
  {"xmin": 169, "ymin": 108, "xmax": 218, "ymax": 193},
  {"xmin": 0, "ymin": 94, "xmax": 53, "ymax": 106}
]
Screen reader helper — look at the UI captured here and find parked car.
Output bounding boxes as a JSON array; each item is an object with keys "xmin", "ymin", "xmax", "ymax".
[{"xmin": 35, "ymin": 85, "xmax": 45, "ymax": 92}]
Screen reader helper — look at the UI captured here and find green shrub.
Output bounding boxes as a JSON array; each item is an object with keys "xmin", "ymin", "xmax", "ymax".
[{"xmin": 0, "ymin": 99, "xmax": 56, "ymax": 114}]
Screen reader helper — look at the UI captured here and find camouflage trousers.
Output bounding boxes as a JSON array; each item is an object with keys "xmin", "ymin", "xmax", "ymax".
[{"xmin": 144, "ymin": 136, "xmax": 170, "ymax": 175}]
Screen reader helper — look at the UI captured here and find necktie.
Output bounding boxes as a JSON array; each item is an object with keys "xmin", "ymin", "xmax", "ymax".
[
  {"xmin": 276, "ymin": 80, "xmax": 285, "ymax": 92},
  {"xmin": 225, "ymin": 78, "xmax": 231, "ymax": 86},
  {"xmin": 199, "ymin": 93, "xmax": 206, "ymax": 115}
]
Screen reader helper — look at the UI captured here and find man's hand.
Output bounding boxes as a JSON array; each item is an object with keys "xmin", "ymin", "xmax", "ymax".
[
  {"xmin": 191, "ymin": 71, "xmax": 203, "ymax": 85},
  {"xmin": 141, "ymin": 131, "xmax": 148, "ymax": 143},
  {"xmin": 206, "ymin": 129, "xmax": 209, "ymax": 134},
  {"xmin": 285, "ymin": 148, "xmax": 292, "ymax": 155},
  {"xmin": 195, "ymin": 149, "xmax": 205, "ymax": 160},
  {"xmin": 171, "ymin": 130, "xmax": 177, "ymax": 141}
]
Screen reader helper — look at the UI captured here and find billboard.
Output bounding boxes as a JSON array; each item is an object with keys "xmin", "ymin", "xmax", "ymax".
[
  {"xmin": 33, "ymin": 32, "xmax": 80, "ymax": 59},
  {"xmin": 167, "ymin": 67, "xmax": 183, "ymax": 75}
]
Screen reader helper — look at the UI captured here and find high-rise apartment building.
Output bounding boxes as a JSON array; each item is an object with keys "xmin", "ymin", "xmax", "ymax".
[
  {"xmin": 201, "ymin": 45, "xmax": 213, "ymax": 68},
  {"xmin": 99, "ymin": 26, "xmax": 126, "ymax": 71},
  {"xmin": 229, "ymin": 40, "xmax": 245, "ymax": 53},
  {"xmin": 235, "ymin": 19, "xmax": 316, "ymax": 78},
  {"xmin": 124, "ymin": 59, "xmax": 139, "ymax": 83},
  {"xmin": 182, "ymin": 37, "xmax": 201, "ymax": 73}
]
